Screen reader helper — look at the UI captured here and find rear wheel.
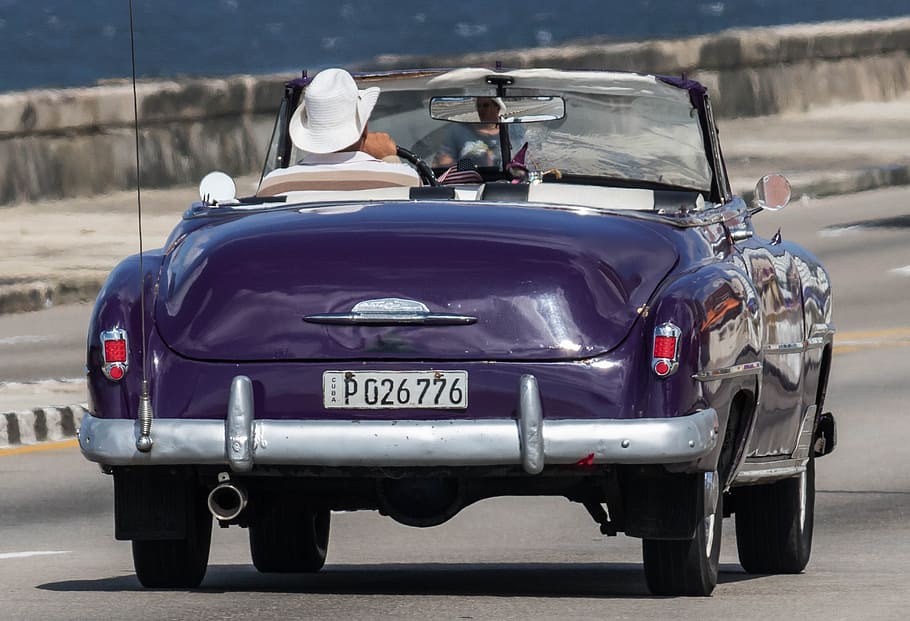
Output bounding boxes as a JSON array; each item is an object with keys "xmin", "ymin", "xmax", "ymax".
[
  {"xmin": 735, "ymin": 457, "xmax": 815, "ymax": 573},
  {"xmin": 642, "ymin": 471, "xmax": 723, "ymax": 596},
  {"xmin": 131, "ymin": 507, "xmax": 212, "ymax": 588},
  {"xmin": 250, "ymin": 496, "xmax": 330, "ymax": 573}
]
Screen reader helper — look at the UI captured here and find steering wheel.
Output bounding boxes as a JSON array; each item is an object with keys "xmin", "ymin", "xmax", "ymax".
[{"xmin": 396, "ymin": 146, "xmax": 438, "ymax": 187}]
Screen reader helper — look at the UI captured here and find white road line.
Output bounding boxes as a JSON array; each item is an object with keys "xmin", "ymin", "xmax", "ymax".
[
  {"xmin": 0, "ymin": 378, "xmax": 86, "ymax": 389},
  {"xmin": 890, "ymin": 265, "xmax": 910, "ymax": 276},
  {"xmin": 0, "ymin": 335, "xmax": 49, "ymax": 346},
  {"xmin": 0, "ymin": 551, "xmax": 71, "ymax": 560},
  {"xmin": 818, "ymin": 225, "xmax": 862, "ymax": 238}
]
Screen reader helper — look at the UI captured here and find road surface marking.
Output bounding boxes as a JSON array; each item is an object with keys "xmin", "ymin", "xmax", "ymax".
[
  {"xmin": 0, "ymin": 335, "xmax": 49, "ymax": 346},
  {"xmin": 890, "ymin": 265, "xmax": 910, "ymax": 276},
  {"xmin": 0, "ymin": 439, "xmax": 79, "ymax": 456},
  {"xmin": 818, "ymin": 225, "xmax": 861, "ymax": 237},
  {"xmin": 0, "ymin": 551, "xmax": 71, "ymax": 560},
  {"xmin": 835, "ymin": 328, "xmax": 910, "ymax": 354},
  {"xmin": 0, "ymin": 378, "xmax": 85, "ymax": 388}
]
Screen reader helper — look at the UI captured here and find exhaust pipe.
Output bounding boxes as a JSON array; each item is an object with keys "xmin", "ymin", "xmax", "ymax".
[{"xmin": 207, "ymin": 481, "xmax": 248, "ymax": 521}]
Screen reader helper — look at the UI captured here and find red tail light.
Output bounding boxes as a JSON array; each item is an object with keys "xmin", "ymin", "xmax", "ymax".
[
  {"xmin": 104, "ymin": 339, "xmax": 127, "ymax": 362},
  {"xmin": 101, "ymin": 328, "xmax": 129, "ymax": 381},
  {"xmin": 653, "ymin": 335, "xmax": 677, "ymax": 359},
  {"xmin": 652, "ymin": 322, "xmax": 681, "ymax": 377}
]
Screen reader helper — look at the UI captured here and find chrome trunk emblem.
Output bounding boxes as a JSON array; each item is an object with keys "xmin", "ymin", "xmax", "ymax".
[
  {"xmin": 351, "ymin": 298, "xmax": 430, "ymax": 314},
  {"xmin": 304, "ymin": 297, "xmax": 477, "ymax": 326}
]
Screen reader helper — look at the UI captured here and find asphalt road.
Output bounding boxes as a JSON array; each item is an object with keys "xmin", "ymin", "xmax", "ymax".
[
  {"xmin": 1, "ymin": 186, "xmax": 910, "ymax": 619},
  {"xmin": 0, "ymin": 304, "xmax": 89, "ymax": 384}
]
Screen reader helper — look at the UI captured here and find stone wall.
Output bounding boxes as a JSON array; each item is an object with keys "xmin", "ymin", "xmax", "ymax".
[
  {"xmin": 370, "ymin": 18, "xmax": 910, "ymax": 118},
  {"xmin": 1, "ymin": 17, "xmax": 909, "ymax": 206},
  {"xmin": 0, "ymin": 76, "xmax": 283, "ymax": 205}
]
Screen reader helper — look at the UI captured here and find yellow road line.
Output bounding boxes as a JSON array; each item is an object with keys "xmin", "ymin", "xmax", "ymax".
[
  {"xmin": 837, "ymin": 328, "xmax": 910, "ymax": 340},
  {"xmin": 834, "ymin": 327, "xmax": 910, "ymax": 354},
  {"xmin": 0, "ymin": 439, "xmax": 78, "ymax": 456},
  {"xmin": 836, "ymin": 342, "xmax": 910, "ymax": 354}
]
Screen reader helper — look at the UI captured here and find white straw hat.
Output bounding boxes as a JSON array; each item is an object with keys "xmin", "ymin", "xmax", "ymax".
[{"xmin": 288, "ymin": 68, "xmax": 381, "ymax": 154}]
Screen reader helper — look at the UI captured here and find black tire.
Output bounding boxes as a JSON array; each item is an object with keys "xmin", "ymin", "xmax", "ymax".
[
  {"xmin": 132, "ymin": 508, "xmax": 212, "ymax": 589},
  {"xmin": 735, "ymin": 457, "xmax": 815, "ymax": 574},
  {"xmin": 250, "ymin": 498, "xmax": 330, "ymax": 573},
  {"xmin": 642, "ymin": 471, "xmax": 723, "ymax": 596}
]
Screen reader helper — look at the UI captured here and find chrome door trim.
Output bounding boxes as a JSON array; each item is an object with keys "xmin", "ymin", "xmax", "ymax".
[{"xmin": 693, "ymin": 361, "xmax": 763, "ymax": 382}]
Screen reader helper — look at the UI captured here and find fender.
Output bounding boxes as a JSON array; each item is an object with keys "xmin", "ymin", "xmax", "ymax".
[
  {"xmin": 642, "ymin": 260, "xmax": 762, "ymax": 474},
  {"xmin": 87, "ymin": 251, "xmax": 164, "ymax": 420}
]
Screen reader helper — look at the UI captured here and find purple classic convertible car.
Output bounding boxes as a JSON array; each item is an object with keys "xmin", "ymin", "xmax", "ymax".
[{"xmin": 78, "ymin": 68, "xmax": 836, "ymax": 595}]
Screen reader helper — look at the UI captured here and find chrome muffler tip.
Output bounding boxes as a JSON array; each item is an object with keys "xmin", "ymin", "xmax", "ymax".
[{"xmin": 207, "ymin": 481, "xmax": 248, "ymax": 521}]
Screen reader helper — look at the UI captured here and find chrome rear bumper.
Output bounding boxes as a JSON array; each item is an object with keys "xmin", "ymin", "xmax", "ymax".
[{"xmin": 79, "ymin": 375, "xmax": 719, "ymax": 474}]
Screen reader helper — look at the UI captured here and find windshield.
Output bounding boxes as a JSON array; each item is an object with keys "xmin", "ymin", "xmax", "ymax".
[
  {"xmin": 269, "ymin": 70, "xmax": 714, "ymax": 194},
  {"xmin": 356, "ymin": 75, "xmax": 712, "ymax": 192},
  {"xmin": 508, "ymin": 90, "xmax": 711, "ymax": 190}
]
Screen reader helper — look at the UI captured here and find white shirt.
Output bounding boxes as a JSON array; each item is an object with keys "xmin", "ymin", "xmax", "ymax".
[{"xmin": 258, "ymin": 151, "xmax": 420, "ymax": 196}]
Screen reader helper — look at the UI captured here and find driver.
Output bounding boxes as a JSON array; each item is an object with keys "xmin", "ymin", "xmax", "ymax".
[{"xmin": 258, "ymin": 68, "xmax": 420, "ymax": 196}]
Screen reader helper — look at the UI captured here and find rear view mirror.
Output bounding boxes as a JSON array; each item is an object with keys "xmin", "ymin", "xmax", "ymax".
[{"xmin": 430, "ymin": 95, "xmax": 565, "ymax": 124}]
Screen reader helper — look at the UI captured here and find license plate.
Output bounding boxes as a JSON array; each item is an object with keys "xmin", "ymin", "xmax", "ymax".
[{"xmin": 323, "ymin": 370, "xmax": 468, "ymax": 409}]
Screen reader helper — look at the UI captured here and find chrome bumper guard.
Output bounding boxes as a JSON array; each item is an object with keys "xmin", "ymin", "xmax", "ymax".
[{"xmin": 79, "ymin": 375, "xmax": 718, "ymax": 474}]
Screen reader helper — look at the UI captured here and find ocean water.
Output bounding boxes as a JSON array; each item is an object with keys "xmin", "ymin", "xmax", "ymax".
[{"xmin": 1, "ymin": 0, "xmax": 908, "ymax": 93}]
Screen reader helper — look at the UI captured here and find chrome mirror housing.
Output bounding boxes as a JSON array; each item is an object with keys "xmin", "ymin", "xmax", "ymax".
[{"xmin": 753, "ymin": 173, "xmax": 791, "ymax": 212}]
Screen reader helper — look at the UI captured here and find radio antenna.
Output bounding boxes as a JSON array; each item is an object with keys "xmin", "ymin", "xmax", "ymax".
[{"xmin": 128, "ymin": 0, "xmax": 154, "ymax": 452}]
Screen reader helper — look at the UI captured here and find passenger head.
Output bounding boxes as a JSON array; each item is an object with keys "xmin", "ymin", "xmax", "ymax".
[{"xmin": 289, "ymin": 68, "xmax": 380, "ymax": 153}]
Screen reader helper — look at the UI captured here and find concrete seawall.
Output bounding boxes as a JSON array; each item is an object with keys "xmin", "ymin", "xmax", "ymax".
[
  {"xmin": 1, "ymin": 17, "xmax": 908, "ymax": 206},
  {"xmin": 373, "ymin": 18, "xmax": 910, "ymax": 118},
  {"xmin": 0, "ymin": 77, "xmax": 281, "ymax": 205}
]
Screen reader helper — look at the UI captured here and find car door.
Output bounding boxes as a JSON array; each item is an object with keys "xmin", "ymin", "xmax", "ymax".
[{"xmin": 734, "ymin": 236, "xmax": 807, "ymax": 459}]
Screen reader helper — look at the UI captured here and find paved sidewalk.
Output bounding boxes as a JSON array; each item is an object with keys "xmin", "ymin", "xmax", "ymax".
[{"xmin": 2, "ymin": 97, "xmax": 910, "ymax": 448}]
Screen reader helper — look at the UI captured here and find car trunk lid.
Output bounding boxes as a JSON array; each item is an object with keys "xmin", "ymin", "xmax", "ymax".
[{"xmin": 155, "ymin": 202, "xmax": 678, "ymax": 361}]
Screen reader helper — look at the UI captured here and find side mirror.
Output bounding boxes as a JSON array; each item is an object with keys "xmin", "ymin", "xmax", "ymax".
[
  {"xmin": 199, "ymin": 171, "xmax": 237, "ymax": 204},
  {"xmin": 752, "ymin": 173, "xmax": 791, "ymax": 212}
]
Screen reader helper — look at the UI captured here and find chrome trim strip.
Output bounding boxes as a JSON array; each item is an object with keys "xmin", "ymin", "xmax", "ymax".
[
  {"xmin": 518, "ymin": 375, "xmax": 544, "ymax": 474},
  {"xmin": 791, "ymin": 405, "xmax": 817, "ymax": 460},
  {"xmin": 693, "ymin": 361, "xmax": 762, "ymax": 382},
  {"xmin": 764, "ymin": 339, "xmax": 828, "ymax": 353},
  {"xmin": 733, "ymin": 458, "xmax": 807, "ymax": 485},
  {"xmin": 303, "ymin": 312, "xmax": 477, "ymax": 326},
  {"xmin": 764, "ymin": 341, "xmax": 807, "ymax": 353},
  {"xmin": 765, "ymin": 324, "xmax": 835, "ymax": 354},
  {"xmin": 78, "ymin": 408, "xmax": 719, "ymax": 468}
]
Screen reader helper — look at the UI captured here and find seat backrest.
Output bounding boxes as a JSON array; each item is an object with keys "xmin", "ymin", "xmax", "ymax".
[{"xmin": 258, "ymin": 165, "xmax": 420, "ymax": 197}]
